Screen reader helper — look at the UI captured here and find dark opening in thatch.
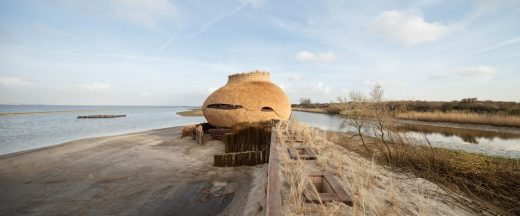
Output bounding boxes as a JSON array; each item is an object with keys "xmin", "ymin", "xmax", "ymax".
[
  {"xmin": 261, "ymin": 107, "xmax": 274, "ymax": 112},
  {"xmin": 207, "ymin": 104, "xmax": 243, "ymax": 110}
]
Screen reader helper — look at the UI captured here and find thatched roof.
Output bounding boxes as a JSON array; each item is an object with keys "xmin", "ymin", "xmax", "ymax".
[{"xmin": 202, "ymin": 71, "xmax": 291, "ymax": 128}]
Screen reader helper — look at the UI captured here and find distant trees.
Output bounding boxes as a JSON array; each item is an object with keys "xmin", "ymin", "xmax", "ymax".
[
  {"xmin": 299, "ymin": 97, "xmax": 312, "ymax": 105},
  {"xmin": 461, "ymin": 98, "xmax": 478, "ymax": 103}
]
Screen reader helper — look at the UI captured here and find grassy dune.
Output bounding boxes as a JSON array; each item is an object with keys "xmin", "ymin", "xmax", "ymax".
[{"xmin": 397, "ymin": 111, "xmax": 520, "ymax": 128}]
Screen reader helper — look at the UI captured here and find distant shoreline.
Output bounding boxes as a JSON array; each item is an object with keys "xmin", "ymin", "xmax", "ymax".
[
  {"xmin": 293, "ymin": 106, "xmax": 520, "ymax": 128},
  {"xmin": 176, "ymin": 108, "xmax": 203, "ymax": 117}
]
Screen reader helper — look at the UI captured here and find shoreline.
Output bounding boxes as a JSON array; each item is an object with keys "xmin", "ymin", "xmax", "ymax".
[
  {"xmin": 0, "ymin": 125, "xmax": 202, "ymax": 158},
  {"xmin": 0, "ymin": 126, "xmax": 266, "ymax": 215},
  {"xmin": 0, "ymin": 126, "xmax": 183, "ymax": 159}
]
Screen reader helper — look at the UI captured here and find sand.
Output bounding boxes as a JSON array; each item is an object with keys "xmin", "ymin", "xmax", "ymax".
[{"xmin": 0, "ymin": 127, "xmax": 266, "ymax": 216}]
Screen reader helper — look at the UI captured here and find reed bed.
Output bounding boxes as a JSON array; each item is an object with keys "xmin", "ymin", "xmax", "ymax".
[
  {"xmin": 397, "ymin": 111, "xmax": 520, "ymax": 128},
  {"xmin": 292, "ymin": 107, "xmax": 327, "ymax": 114}
]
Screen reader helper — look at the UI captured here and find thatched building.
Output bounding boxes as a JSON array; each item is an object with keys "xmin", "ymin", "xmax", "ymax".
[{"xmin": 202, "ymin": 71, "xmax": 291, "ymax": 128}]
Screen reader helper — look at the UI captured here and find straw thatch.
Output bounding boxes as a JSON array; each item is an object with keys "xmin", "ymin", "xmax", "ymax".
[{"xmin": 202, "ymin": 71, "xmax": 291, "ymax": 128}]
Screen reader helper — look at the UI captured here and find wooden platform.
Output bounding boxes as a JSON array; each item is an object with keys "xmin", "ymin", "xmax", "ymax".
[
  {"xmin": 287, "ymin": 147, "xmax": 317, "ymax": 160},
  {"xmin": 303, "ymin": 171, "xmax": 352, "ymax": 205}
]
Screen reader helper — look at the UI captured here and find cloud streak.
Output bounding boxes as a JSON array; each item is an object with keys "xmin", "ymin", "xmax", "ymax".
[
  {"xmin": 429, "ymin": 66, "xmax": 497, "ymax": 79},
  {"xmin": 72, "ymin": 82, "xmax": 112, "ymax": 92},
  {"xmin": 188, "ymin": 2, "xmax": 248, "ymax": 37},
  {"xmin": 0, "ymin": 76, "xmax": 33, "ymax": 86}
]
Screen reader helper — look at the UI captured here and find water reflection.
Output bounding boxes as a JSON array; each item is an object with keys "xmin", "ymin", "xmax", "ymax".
[
  {"xmin": 394, "ymin": 123, "xmax": 520, "ymax": 144},
  {"xmin": 292, "ymin": 111, "xmax": 520, "ymax": 158}
]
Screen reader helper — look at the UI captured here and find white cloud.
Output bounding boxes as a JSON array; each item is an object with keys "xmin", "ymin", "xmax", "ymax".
[
  {"xmin": 296, "ymin": 51, "xmax": 316, "ymax": 61},
  {"xmin": 370, "ymin": 10, "xmax": 449, "ymax": 46},
  {"xmin": 111, "ymin": 0, "xmax": 177, "ymax": 27},
  {"xmin": 74, "ymin": 81, "xmax": 112, "ymax": 92},
  {"xmin": 0, "ymin": 76, "xmax": 32, "ymax": 86},
  {"xmin": 312, "ymin": 82, "xmax": 331, "ymax": 94},
  {"xmin": 295, "ymin": 51, "xmax": 337, "ymax": 63}
]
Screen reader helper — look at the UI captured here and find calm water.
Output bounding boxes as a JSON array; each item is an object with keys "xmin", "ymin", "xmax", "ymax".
[
  {"xmin": 0, "ymin": 105, "xmax": 204, "ymax": 155},
  {"xmin": 3, "ymin": 106, "xmax": 519, "ymax": 158},
  {"xmin": 292, "ymin": 111, "xmax": 520, "ymax": 158}
]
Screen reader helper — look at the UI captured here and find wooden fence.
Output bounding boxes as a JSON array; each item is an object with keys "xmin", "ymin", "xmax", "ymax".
[
  {"xmin": 223, "ymin": 127, "xmax": 271, "ymax": 153},
  {"xmin": 213, "ymin": 150, "xmax": 268, "ymax": 167}
]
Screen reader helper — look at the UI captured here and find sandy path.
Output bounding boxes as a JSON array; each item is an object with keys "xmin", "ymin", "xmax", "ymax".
[{"xmin": 0, "ymin": 127, "xmax": 265, "ymax": 216}]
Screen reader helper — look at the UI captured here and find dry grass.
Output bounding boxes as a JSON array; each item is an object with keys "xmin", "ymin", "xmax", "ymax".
[
  {"xmin": 274, "ymin": 118, "xmax": 471, "ymax": 215},
  {"xmin": 397, "ymin": 111, "xmax": 520, "ymax": 128},
  {"xmin": 289, "ymin": 85, "xmax": 519, "ymax": 214},
  {"xmin": 330, "ymin": 130, "xmax": 520, "ymax": 215}
]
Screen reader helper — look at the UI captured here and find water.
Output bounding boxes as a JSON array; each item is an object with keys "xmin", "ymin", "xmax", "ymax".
[
  {"xmin": 292, "ymin": 111, "xmax": 520, "ymax": 158},
  {"xmin": 3, "ymin": 106, "xmax": 519, "ymax": 158},
  {"xmin": 0, "ymin": 105, "xmax": 205, "ymax": 155}
]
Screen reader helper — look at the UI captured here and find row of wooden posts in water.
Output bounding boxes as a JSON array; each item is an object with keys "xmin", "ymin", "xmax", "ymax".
[{"xmin": 77, "ymin": 115, "xmax": 127, "ymax": 119}]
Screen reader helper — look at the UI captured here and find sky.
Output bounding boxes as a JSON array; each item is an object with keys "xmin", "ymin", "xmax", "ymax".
[{"xmin": 0, "ymin": 0, "xmax": 519, "ymax": 106}]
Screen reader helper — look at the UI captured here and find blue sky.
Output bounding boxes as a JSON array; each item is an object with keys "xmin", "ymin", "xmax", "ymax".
[{"xmin": 0, "ymin": 0, "xmax": 519, "ymax": 105}]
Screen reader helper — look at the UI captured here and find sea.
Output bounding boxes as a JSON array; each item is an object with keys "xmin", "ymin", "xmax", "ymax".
[{"xmin": 0, "ymin": 105, "xmax": 204, "ymax": 155}]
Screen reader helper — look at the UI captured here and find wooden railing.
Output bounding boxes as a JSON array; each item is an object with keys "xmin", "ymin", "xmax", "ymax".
[{"xmin": 266, "ymin": 127, "xmax": 282, "ymax": 216}]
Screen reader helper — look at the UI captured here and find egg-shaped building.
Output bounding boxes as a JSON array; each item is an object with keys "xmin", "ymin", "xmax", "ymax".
[{"xmin": 202, "ymin": 71, "xmax": 291, "ymax": 128}]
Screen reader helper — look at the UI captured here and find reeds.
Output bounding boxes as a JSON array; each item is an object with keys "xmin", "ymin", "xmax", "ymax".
[{"xmin": 397, "ymin": 111, "xmax": 520, "ymax": 128}]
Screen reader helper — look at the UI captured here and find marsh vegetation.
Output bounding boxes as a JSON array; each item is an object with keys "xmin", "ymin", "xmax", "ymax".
[
  {"xmin": 282, "ymin": 85, "xmax": 519, "ymax": 215},
  {"xmin": 293, "ymin": 96, "xmax": 520, "ymax": 128}
]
